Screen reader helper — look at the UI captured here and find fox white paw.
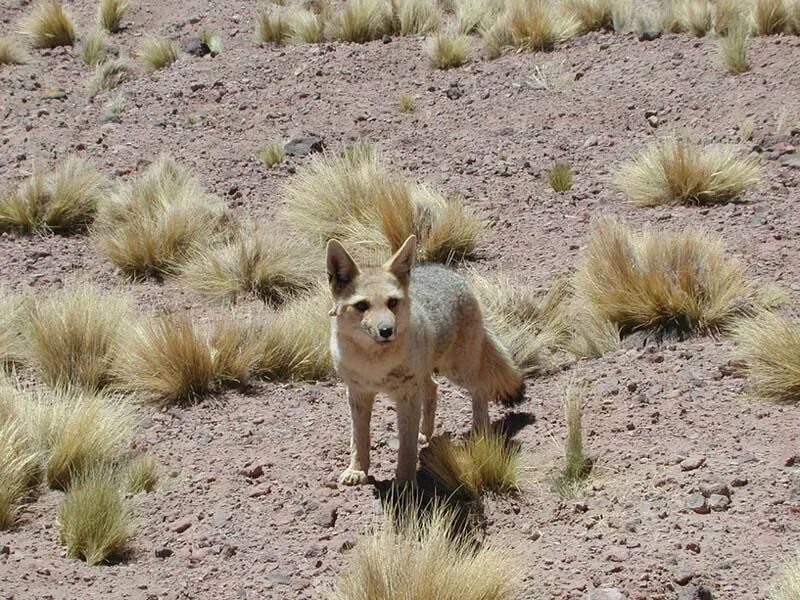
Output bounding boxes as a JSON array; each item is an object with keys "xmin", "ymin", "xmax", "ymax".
[
  {"xmin": 339, "ymin": 468, "xmax": 369, "ymax": 486},
  {"xmin": 418, "ymin": 433, "xmax": 429, "ymax": 445}
]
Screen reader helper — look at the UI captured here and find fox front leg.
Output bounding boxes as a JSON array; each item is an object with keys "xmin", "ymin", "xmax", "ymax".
[
  {"xmin": 340, "ymin": 387, "xmax": 375, "ymax": 486},
  {"xmin": 395, "ymin": 387, "xmax": 422, "ymax": 484}
]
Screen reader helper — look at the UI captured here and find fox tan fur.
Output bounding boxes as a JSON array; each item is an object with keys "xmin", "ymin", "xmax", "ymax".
[{"xmin": 326, "ymin": 235, "xmax": 525, "ymax": 485}]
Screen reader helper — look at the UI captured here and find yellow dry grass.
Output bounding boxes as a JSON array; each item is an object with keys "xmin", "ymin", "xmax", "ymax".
[
  {"xmin": 612, "ymin": 138, "xmax": 760, "ymax": 206},
  {"xmin": 553, "ymin": 380, "xmax": 591, "ymax": 499},
  {"xmin": 22, "ymin": 0, "xmax": 76, "ymax": 48},
  {"xmin": 571, "ymin": 218, "xmax": 748, "ymax": 350},
  {"xmin": 89, "ymin": 58, "xmax": 136, "ymax": 95},
  {"xmin": 714, "ymin": 0, "xmax": 752, "ymax": 34},
  {"xmin": 0, "ymin": 36, "xmax": 29, "ymax": 65},
  {"xmin": 662, "ymin": 0, "xmax": 713, "ymax": 35},
  {"xmin": 0, "ymin": 156, "xmax": 113, "ymax": 233},
  {"xmin": 257, "ymin": 7, "xmax": 292, "ymax": 43},
  {"xmin": 81, "ymin": 29, "xmax": 108, "ymax": 65},
  {"xmin": 502, "ymin": 0, "xmax": 581, "ymax": 52},
  {"xmin": 719, "ymin": 20, "xmax": 750, "ymax": 74},
  {"xmin": 397, "ymin": 0, "xmax": 443, "ymax": 34},
  {"xmin": 289, "ymin": 8, "xmax": 328, "ymax": 43},
  {"xmin": 548, "ymin": 161, "xmax": 573, "ymax": 192},
  {"xmin": 180, "ymin": 222, "xmax": 319, "ymax": 306},
  {"xmin": 98, "ymin": 0, "xmax": 128, "ymax": 33},
  {"xmin": 454, "ymin": 0, "xmax": 502, "ymax": 33},
  {"xmin": 58, "ymin": 466, "xmax": 134, "ymax": 565},
  {"xmin": 732, "ymin": 312, "xmax": 800, "ymax": 404},
  {"xmin": 0, "ymin": 292, "xmax": 26, "ymax": 369},
  {"xmin": 0, "ymin": 421, "xmax": 40, "ymax": 530},
  {"xmin": 332, "ymin": 503, "xmax": 517, "ymax": 600},
  {"xmin": 22, "ymin": 284, "xmax": 130, "ymax": 391},
  {"xmin": 141, "ymin": 35, "xmax": 178, "ymax": 72},
  {"xmin": 754, "ymin": 0, "xmax": 791, "ymax": 34},
  {"xmin": 770, "ymin": 552, "xmax": 800, "ymax": 600},
  {"xmin": 331, "ymin": 0, "xmax": 392, "ymax": 42},
  {"xmin": 563, "ymin": 0, "xmax": 618, "ymax": 32},
  {"xmin": 126, "ymin": 454, "xmax": 158, "ymax": 493},
  {"xmin": 93, "ymin": 154, "xmax": 227, "ymax": 278},
  {"xmin": 425, "ymin": 30, "xmax": 471, "ymax": 69}
]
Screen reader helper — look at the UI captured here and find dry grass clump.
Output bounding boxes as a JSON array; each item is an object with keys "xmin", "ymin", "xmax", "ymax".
[
  {"xmin": 93, "ymin": 155, "xmax": 227, "ymax": 278},
  {"xmin": 719, "ymin": 21, "xmax": 750, "ymax": 73},
  {"xmin": 612, "ymin": 138, "xmax": 760, "ymax": 206},
  {"xmin": 470, "ymin": 272, "xmax": 568, "ymax": 374},
  {"xmin": 0, "ymin": 293, "xmax": 27, "ymax": 368},
  {"xmin": 553, "ymin": 381, "xmax": 591, "ymax": 499},
  {"xmin": 22, "ymin": 0, "xmax": 76, "ymax": 48},
  {"xmin": 126, "ymin": 455, "xmax": 158, "ymax": 493},
  {"xmin": 31, "ymin": 390, "xmax": 134, "ymax": 490},
  {"xmin": 548, "ymin": 161, "xmax": 573, "ymax": 192},
  {"xmin": 454, "ymin": 0, "xmax": 502, "ymax": 33},
  {"xmin": 398, "ymin": 92, "xmax": 417, "ymax": 113},
  {"xmin": 497, "ymin": 0, "xmax": 581, "ymax": 53},
  {"xmin": 281, "ymin": 144, "xmax": 483, "ymax": 263},
  {"xmin": 421, "ymin": 431, "xmax": 519, "ymax": 500},
  {"xmin": 257, "ymin": 7, "xmax": 293, "ymax": 43},
  {"xmin": 0, "ymin": 422, "xmax": 40, "ymax": 529},
  {"xmin": 90, "ymin": 58, "xmax": 136, "ymax": 94},
  {"xmin": 397, "ymin": 0, "xmax": 443, "ymax": 34},
  {"xmin": 22, "ymin": 285, "xmax": 130, "ymax": 391},
  {"xmin": 98, "ymin": 0, "xmax": 128, "ymax": 33},
  {"xmin": 180, "ymin": 222, "xmax": 318, "ymax": 305},
  {"xmin": 81, "ymin": 29, "xmax": 108, "ymax": 65},
  {"xmin": 58, "ymin": 466, "xmax": 134, "ymax": 565},
  {"xmin": 333, "ymin": 503, "xmax": 517, "ymax": 600},
  {"xmin": 563, "ymin": 0, "xmax": 617, "ymax": 32},
  {"xmin": 572, "ymin": 218, "xmax": 748, "ymax": 349},
  {"xmin": 257, "ymin": 143, "xmax": 286, "ymax": 168},
  {"xmin": 525, "ymin": 60, "xmax": 573, "ymax": 90},
  {"xmin": 0, "ymin": 37, "xmax": 29, "ymax": 65},
  {"xmin": 753, "ymin": 0, "xmax": 791, "ymax": 34},
  {"xmin": 425, "ymin": 30, "xmax": 470, "ymax": 69},
  {"xmin": 0, "ymin": 156, "xmax": 113, "ymax": 233},
  {"xmin": 714, "ymin": 0, "xmax": 752, "ymax": 34},
  {"xmin": 770, "ymin": 552, "xmax": 800, "ymax": 600},
  {"xmin": 331, "ymin": 0, "xmax": 392, "ymax": 42},
  {"xmin": 732, "ymin": 312, "xmax": 800, "ymax": 404},
  {"xmin": 662, "ymin": 0, "xmax": 713, "ymax": 36},
  {"xmin": 200, "ymin": 30, "xmax": 224, "ymax": 55},
  {"xmin": 289, "ymin": 9, "xmax": 328, "ymax": 43},
  {"xmin": 141, "ymin": 35, "xmax": 178, "ymax": 72}
]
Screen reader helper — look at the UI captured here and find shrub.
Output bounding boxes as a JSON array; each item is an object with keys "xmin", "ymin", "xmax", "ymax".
[
  {"xmin": 22, "ymin": 0, "xmax": 76, "ymax": 48},
  {"xmin": 98, "ymin": 0, "xmax": 128, "ymax": 33},
  {"xmin": 141, "ymin": 35, "xmax": 178, "ymax": 72},
  {"xmin": 425, "ymin": 30, "xmax": 470, "ymax": 69}
]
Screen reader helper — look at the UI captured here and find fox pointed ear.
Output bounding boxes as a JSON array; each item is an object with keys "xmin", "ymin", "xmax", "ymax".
[
  {"xmin": 385, "ymin": 235, "xmax": 416, "ymax": 282},
  {"xmin": 326, "ymin": 239, "xmax": 359, "ymax": 292}
]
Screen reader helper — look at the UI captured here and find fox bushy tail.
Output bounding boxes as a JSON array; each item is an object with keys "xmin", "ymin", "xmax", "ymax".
[{"xmin": 476, "ymin": 330, "xmax": 525, "ymax": 407}]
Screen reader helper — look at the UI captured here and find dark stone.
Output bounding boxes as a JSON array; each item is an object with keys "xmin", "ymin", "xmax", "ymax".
[
  {"xmin": 446, "ymin": 83, "xmax": 464, "ymax": 100},
  {"xmin": 638, "ymin": 30, "xmax": 662, "ymax": 41},
  {"xmin": 284, "ymin": 136, "xmax": 324, "ymax": 157},
  {"xmin": 687, "ymin": 493, "xmax": 709, "ymax": 514},
  {"xmin": 155, "ymin": 547, "xmax": 174, "ymax": 558},
  {"xmin": 382, "ymin": 34, "xmax": 392, "ymax": 43},
  {"xmin": 182, "ymin": 38, "xmax": 211, "ymax": 57},
  {"xmin": 678, "ymin": 585, "xmax": 714, "ymax": 600}
]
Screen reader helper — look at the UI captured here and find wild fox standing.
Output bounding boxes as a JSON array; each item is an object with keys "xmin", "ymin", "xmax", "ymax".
[{"xmin": 326, "ymin": 235, "xmax": 525, "ymax": 485}]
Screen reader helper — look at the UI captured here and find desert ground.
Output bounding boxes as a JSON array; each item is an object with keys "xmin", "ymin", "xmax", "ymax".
[{"xmin": 1, "ymin": 0, "xmax": 800, "ymax": 599}]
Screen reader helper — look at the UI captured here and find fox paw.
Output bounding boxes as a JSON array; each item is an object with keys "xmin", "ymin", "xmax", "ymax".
[
  {"xmin": 339, "ymin": 468, "xmax": 369, "ymax": 486},
  {"xmin": 418, "ymin": 433, "xmax": 429, "ymax": 445}
]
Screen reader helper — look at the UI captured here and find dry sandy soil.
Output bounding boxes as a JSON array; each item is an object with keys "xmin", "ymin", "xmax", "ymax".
[{"xmin": 2, "ymin": 1, "xmax": 800, "ymax": 599}]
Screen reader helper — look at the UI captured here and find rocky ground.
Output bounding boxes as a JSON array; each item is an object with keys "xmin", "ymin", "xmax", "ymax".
[{"xmin": 2, "ymin": 1, "xmax": 800, "ymax": 599}]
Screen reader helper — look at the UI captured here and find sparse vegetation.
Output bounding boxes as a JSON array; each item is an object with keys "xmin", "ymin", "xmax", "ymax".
[
  {"xmin": 525, "ymin": 60, "xmax": 573, "ymax": 90},
  {"xmin": 719, "ymin": 21, "xmax": 750, "ymax": 73},
  {"xmin": 200, "ymin": 30, "xmax": 224, "ymax": 55},
  {"xmin": 90, "ymin": 58, "xmax": 136, "ymax": 94},
  {"xmin": 0, "ymin": 37, "xmax": 29, "ymax": 65},
  {"xmin": 333, "ymin": 503, "xmax": 517, "ymax": 600},
  {"xmin": 398, "ymin": 92, "xmax": 417, "ymax": 113},
  {"xmin": 500, "ymin": 0, "xmax": 581, "ymax": 52},
  {"xmin": 59, "ymin": 466, "xmax": 134, "ymax": 565},
  {"xmin": 733, "ymin": 312, "xmax": 800, "ymax": 404},
  {"xmin": 612, "ymin": 138, "xmax": 760, "ymax": 206},
  {"xmin": 397, "ymin": 0, "xmax": 443, "ymax": 34},
  {"xmin": 180, "ymin": 222, "xmax": 318, "ymax": 305},
  {"xmin": 422, "ymin": 431, "xmax": 520, "ymax": 499},
  {"xmin": 126, "ymin": 455, "xmax": 158, "ymax": 493},
  {"xmin": 770, "ymin": 552, "xmax": 800, "ymax": 600},
  {"xmin": 754, "ymin": 0, "xmax": 790, "ymax": 34},
  {"xmin": 0, "ymin": 293, "xmax": 26, "ymax": 368},
  {"xmin": 0, "ymin": 422, "xmax": 39, "ymax": 529},
  {"xmin": 553, "ymin": 381, "xmax": 591, "ymax": 499},
  {"xmin": 257, "ymin": 7, "xmax": 292, "ymax": 43},
  {"xmin": 714, "ymin": 0, "xmax": 752, "ymax": 34},
  {"xmin": 0, "ymin": 156, "xmax": 113, "ymax": 233},
  {"xmin": 666, "ymin": 0, "xmax": 713, "ymax": 36},
  {"xmin": 571, "ymin": 218, "xmax": 748, "ymax": 351},
  {"xmin": 547, "ymin": 161, "xmax": 574, "ymax": 192},
  {"xmin": 81, "ymin": 29, "xmax": 108, "ymax": 65},
  {"xmin": 564, "ymin": 0, "xmax": 616, "ymax": 32},
  {"xmin": 98, "ymin": 0, "xmax": 128, "ymax": 33},
  {"xmin": 257, "ymin": 143, "xmax": 286, "ymax": 168},
  {"xmin": 425, "ymin": 30, "xmax": 470, "ymax": 69},
  {"xmin": 454, "ymin": 0, "xmax": 502, "ymax": 33},
  {"xmin": 331, "ymin": 0, "xmax": 392, "ymax": 42},
  {"xmin": 141, "ymin": 35, "xmax": 178, "ymax": 72},
  {"xmin": 22, "ymin": 0, "xmax": 76, "ymax": 48},
  {"xmin": 289, "ymin": 9, "xmax": 327, "ymax": 43},
  {"xmin": 93, "ymin": 155, "xmax": 227, "ymax": 278}
]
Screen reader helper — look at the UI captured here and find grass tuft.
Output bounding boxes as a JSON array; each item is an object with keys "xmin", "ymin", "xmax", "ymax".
[
  {"xmin": 425, "ymin": 30, "xmax": 470, "ymax": 69},
  {"xmin": 571, "ymin": 218, "xmax": 748, "ymax": 350},
  {"xmin": 719, "ymin": 20, "xmax": 750, "ymax": 73},
  {"xmin": 612, "ymin": 138, "xmax": 760, "ymax": 206},
  {"xmin": 333, "ymin": 502, "xmax": 517, "ymax": 600},
  {"xmin": 0, "ymin": 293, "xmax": 26, "ymax": 368},
  {"xmin": 525, "ymin": 60, "xmax": 573, "ymax": 90},
  {"xmin": 553, "ymin": 381, "xmax": 591, "ymax": 499},
  {"xmin": 503, "ymin": 0, "xmax": 581, "ymax": 52},
  {"xmin": 0, "ymin": 37, "xmax": 29, "ymax": 65},
  {"xmin": 547, "ymin": 161, "xmax": 573, "ymax": 192},
  {"xmin": 0, "ymin": 422, "xmax": 40, "ymax": 530},
  {"xmin": 141, "ymin": 35, "xmax": 178, "ymax": 72},
  {"xmin": 454, "ymin": 0, "xmax": 502, "ymax": 33},
  {"xmin": 90, "ymin": 58, "xmax": 136, "ymax": 95},
  {"xmin": 289, "ymin": 8, "xmax": 327, "ymax": 42},
  {"xmin": 81, "ymin": 29, "xmax": 108, "ymax": 65},
  {"xmin": 180, "ymin": 222, "xmax": 318, "ymax": 305},
  {"xmin": 714, "ymin": 0, "xmax": 752, "ymax": 34},
  {"xmin": 563, "ymin": 0, "xmax": 616, "ymax": 32},
  {"xmin": 126, "ymin": 455, "xmax": 158, "ymax": 493},
  {"xmin": 98, "ymin": 0, "xmax": 128, "ymax": 33},
  {"xmin": 59, "ymin": 466, "xmax": 134, "ymax": 565},
  {"xmin": 331, "ymin": 0, "xmax": 392, "ymax": 42},
  {"xmin": 257, "ymin": 143, "xmax": 286, "ymax": 168},
  {"xmin": 754, "ymin": 0, "xmax": 790, "ymax": 34},
  {"xmin": 200, "ymin": 30, "xmax": 224, "ymax": 55},
  {"xmin": 22, "ymin": 284, "xmax": 130, "ymax": 391},
  {"xmin": 0, "ymin": 156, "xmax": 113, "ymax": 233},
  {"xmin": 22, "ymin": 0, "xmax": 76, "ymax": 48},
  {"xmin": 398, "ymin": 92, "xmax": 417, "ymax": 113},
  {"xmin": 397, "ymin": 0, "xmax": 443, "ymax": 34},
  {"xmin": 770, "ymin": 552, "xmax": 800, "ymax": 600},
  {"xmin": 257, "ymin": 7, "xmax": 292, "ymax": 43},
  {"xmin": 732, "ymin": 312, "xmax": 800, "ymax": 404}
]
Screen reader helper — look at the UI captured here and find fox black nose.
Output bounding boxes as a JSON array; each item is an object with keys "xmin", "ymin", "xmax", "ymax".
[{"xmin": 379, "ymin": 327, "xmax": 394, "ymax": 339}]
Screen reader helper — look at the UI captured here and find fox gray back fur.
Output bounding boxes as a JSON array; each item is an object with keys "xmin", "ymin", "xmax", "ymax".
[{"xmin": 327, "ymin": 235, "xmax": 524, "ymax": 485}]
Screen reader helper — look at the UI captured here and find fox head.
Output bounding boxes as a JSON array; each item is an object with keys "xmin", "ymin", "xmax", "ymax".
[{"xmin": 326, "ymin": 235, "xmax": 416, "ymax": 347}]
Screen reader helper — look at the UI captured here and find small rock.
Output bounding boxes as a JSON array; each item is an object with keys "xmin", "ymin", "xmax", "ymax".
[
  {"xmin": 173, "ymin": 518, "xmax": 192, "ymax": 533},
  {"xmin": 155, "ymin": 547, "xmax": 173, "ymax": 558},
  {"xmin": 674, "ymin": 570, "xmax": 696, "ymax": 585},
  {"xmin": 189, "ymin": 82, "xmax": 206, "ymax": 92},
  {"xmin": 446, "ymin": 83, "xmax": 464, "ymax": 100},
  {"xmin": 315, "ymin": 504, "xmax": 338, "ymax": 528},
  {"xmin": 685, "ymin": 542, "xmax": 701, "ymax": 554},
  {"xmin": 585, "ymin": 588, "xmax": 624, "ymax": 600},
  {"xmin": 605, "ymin": 548, "xmax": 629, "ymax": 563},
  {"xmin": 700, "ymin": 482, "xmax": 730, "ymax": 498},
  {"xmin": 785, "ymin": 455, "xmax": 800, "ymax": 467},
  {"xmin": 730, "ymin": 476, "xmax": 748, "ymax": 487},
  {"xmin": 707, "ymin": 494, "xmax": 730, "ymax": 512},
  {"xmin": 638, "ymin": 30, "xmax": 662, "ymax": 41},
  {"xmin": 284, "ymin": 136, "xmax": 324, "ymax": 157},
  {"xmin": 382, "ymin": 34, "xmax": 392, "ymax": 43},
  {"xmin": 249, "ymin": 483, "xmax": 271, "ymax": 498},
  {"xmin": 647, "ymin": 115, "xmax": 659, "ymax": 128},
  {"xmin": 574, "ymin": 501, "xmax": 589, "ymax": 513},
  {"xmin": 243, "ymin": 465, "xmax": 264, "ymax": 479},
  {"xmin": 680, "ymin": 455, "xmax": 706, "ymax": 471},
  {"xmin": 583, "ymin": 135, "xmax": 598, "ymax": 148},
  {"xmin": 0, "ymin": 545, "xmax": 10, "ymax": 555},
  {"xmin": 182, "ymin": 38, "xmax": 211, "ymax": 57},
  {"xmin": 678, "ymin": 585, "xmax": 714, "ymax": 600},
  {"xmin": 687, "ymin": 493, "xmax": 709, "ymax": 514}
]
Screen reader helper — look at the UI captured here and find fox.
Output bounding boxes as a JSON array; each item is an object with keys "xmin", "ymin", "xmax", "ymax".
[{"xmin": 326, "ymin": 234, "xmax": 525, "ymax": 485}]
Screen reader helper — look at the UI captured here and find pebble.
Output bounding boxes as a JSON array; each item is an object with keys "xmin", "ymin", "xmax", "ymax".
[
  {"xmin": 730, "ymin": 476, "xmax": 748, "ymax": 487},
  {"xmin": 172, "ymin": 518, "xmax": 192, "ymax": 533},
  {"xmin": 700, "ymin": 482, "xmax": 730, "ymax": 498},
  {"xmin": 605, "ymin": 548, "xmax": 629, "ymax": 563},
  {"xmin": 707, "ymin": 494, "xmax": 730, "ymax": 512},
  {"xmin": 680, "ymin": 455, "xmax": 706, "ymax": 471},
  {"xmin": 585, "ymin": 588, "xmax": 624, "ymax": 600},
  {"xmin": 678, "ymin": 585, "xmax": 714, "ymax": 600},
  {"xmin": 155, "ymin": 547, "xmax": 173, "ymax": 558},
  {"xmin": 687, "ymin": 493, "xmax": 709, "ymax": 514},
  {"xmin": 638, "ymin": 30, "xmax": 662, "ymax": 41},
  {"xmin": 249, "ymin": 483, "xmax": 271, "ymax": 498},
  {"xmin": 314, "ymin": 504, "xmax": 338, "ymax": 529},
  {"xmin": 674, "ymin": 570, "xmax": 696, "ymax": 585}
]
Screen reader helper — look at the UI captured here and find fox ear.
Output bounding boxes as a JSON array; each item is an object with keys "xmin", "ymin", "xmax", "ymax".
[
  {"xmin": 385, "ymin": 235, "xmax": 416, "ymax": 282},
  {"xmin": 326, "ymin": 239, "xmax": 359, "ymax": 291}
]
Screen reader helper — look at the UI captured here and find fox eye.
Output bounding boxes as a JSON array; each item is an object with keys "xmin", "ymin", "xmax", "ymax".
[
  {"xmin": 354, "ymin": 301, "xmax": 369, "ymax": 312},
  {"xmin": 387, "ymin": 298, "xmax": 398, "ymax": 309}
]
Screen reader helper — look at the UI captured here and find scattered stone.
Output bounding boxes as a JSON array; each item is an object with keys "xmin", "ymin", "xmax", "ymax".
[
  {"xmin": 680, "ymin": 455, "xmax": 706, "ymax": 471},
  {"xmin": 173, "ymin": 518, "xmax": 192, "ymax": 533},
  {"xmin": 638, "ymin": 30, "xmax": 662, "ymax": 41},
  {"xmin": 267, "ymin": 572, "xmax": 292, "ymax": 585},
  {"xmin": 585, "ymin": 588, "xmax": 624, "ymax": 600},
  {"xmin": 0, "ymin": 545, "xmax": 10, "ymax": 556},
  {"xmin": 155, "ymin": 547, "xmax": 173, "ymax": 558},
  {"xmin": 707, "ymin": 494, "xmax": 730, "ymax": 512},
  {"xmin": 687, "ymin": 493, "xmax": 709, "ymax": 514},
  {"xmin": 730, "ymin": 476, "xmax": 748, "ymax": 488},
  {"xmin": 605, "ymin": 548, "xmax": 629, "ymax": 563},
  {"xmin": 315, "ymin": 504, "xmax": 338, "ymax": 529},
  {"xmin": 574, "ymin": 501, "xmax": 589, "ymax": 513},
  {"xmin": 785, "ymin": 455, "xmax": 800, "ymax": 467},
  {"xmin": 583, "ymin": 135, "xmax": 599, "ymax": 148},
  {"xmin": 674, "ymin": 570, "xmax": 696, "ymax": 585},
  {"xmin": 284, "ymin": 136, "xmax": 324, "ymax": 157},
  {"xmin": 249, "ymin": 483, "xmax": 271, "ymax": 498},
  {"xmin": 446, "ymin": 83, "xmax": 464, "ymax": 100},
  {"xmin": 182, "ymin": 38, "xmax": 211, "ymax": 57},
  {"xmin": 382, "ymin": 34, "xmax": 392, "ymax": 44},
  {"xmin": 647, "ymin": 115, "xmax": 659, "ymax": 127},
  {"xmin": 242, "ymin": 465, "xmax": 264, "ymax": 479},
  {"xmin": 685, "ymin": 542, "xmax": 701, "ymax": 554},
  {"xmin": 700, "ymin": 482, "xmax": 730, "ymax": 498},
  {"xmin": 678, "ymin": 585, "xmax": 714, "ymax": 600}
]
